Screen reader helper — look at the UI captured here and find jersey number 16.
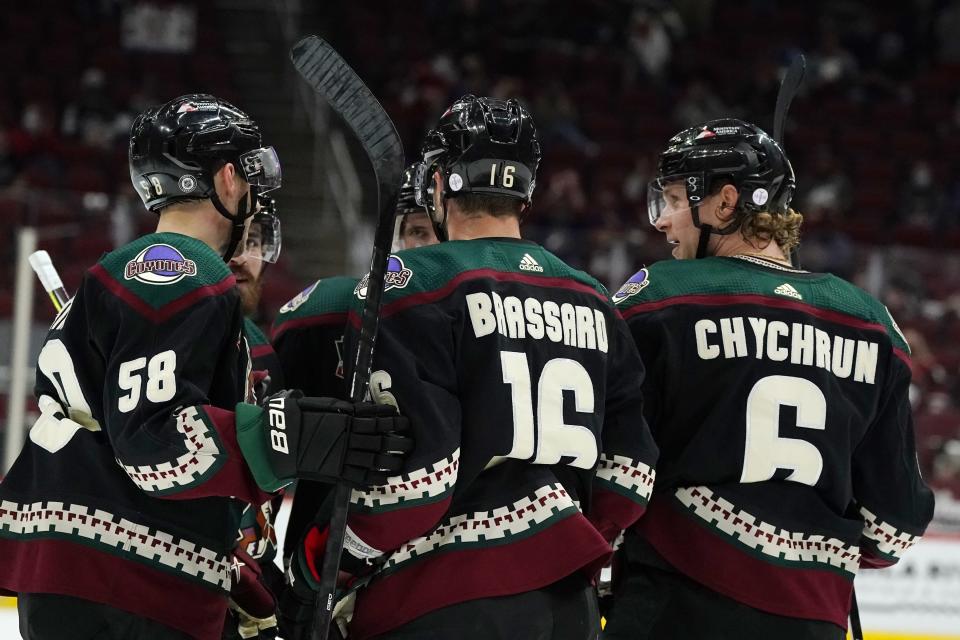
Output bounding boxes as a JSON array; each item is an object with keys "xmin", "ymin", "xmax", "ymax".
[{"xmin": 500, "ymin": 351, "xmax": 598, "ymax": 469}]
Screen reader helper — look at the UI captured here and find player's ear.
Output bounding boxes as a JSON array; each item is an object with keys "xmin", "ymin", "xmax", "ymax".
[
  {"xmin": 213, "ymin": 162, "xmax": 237, "ymax": 197},
  {"xmin": 718, "ymin": 183, "xmax": 740, "ymax": 221}
]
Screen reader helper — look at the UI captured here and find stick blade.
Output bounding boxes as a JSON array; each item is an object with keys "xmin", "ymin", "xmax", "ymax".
[
  {"xmin": 773, "ymin": 53, "xmax": 806, "ymax": 145},
  {"xmin": 290, "ymin": 35, "xmax": 404, "ymax": 206}
]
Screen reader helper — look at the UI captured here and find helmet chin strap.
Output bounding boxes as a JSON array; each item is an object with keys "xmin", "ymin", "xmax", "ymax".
[
  {"xmin": 211, "ymin": 188, "xmax": 257, "ymax": 262},
  {"xmin": 691, "ymin": 203, "xmax": 740, "ymax": 259},
  {"xmin": 431, "ymin": 193, "xmax": 450, "ymax": 242}
]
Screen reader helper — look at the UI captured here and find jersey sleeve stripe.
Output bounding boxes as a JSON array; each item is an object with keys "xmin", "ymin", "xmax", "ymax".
[
  {"xmin": 117, "ymin": 406, "xmax": 227, "ymax": 496},
  {"xmin": 859, "ymin": 506, "xmax": 920, "ymax": 562},
  {"xmin": 90, "ymin": 264, "xmax": 235, "ymax": 323},
  {"xmin": 350, "ymin": 449, "xmax": 460, "ymax": 513},
  {"xmin": 595, "ymin": 454, "xmax": 655, "ymax": 506},
  {"xmin": 270, "ymin": 311, "xmax": 348, "ymax": 340}
]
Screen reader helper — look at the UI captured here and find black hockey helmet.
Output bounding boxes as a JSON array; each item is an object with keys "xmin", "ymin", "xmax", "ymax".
[
  {"xmin": 648, "ymin": 118, "xmax": 795, "ymax": 258},
  {"xmin": 129, "ymin": 94, "xmax": 281, "ymax": 260},
  {"xmin": 414, "ymin": 94, "xmax": 541, "ymax": 240}
]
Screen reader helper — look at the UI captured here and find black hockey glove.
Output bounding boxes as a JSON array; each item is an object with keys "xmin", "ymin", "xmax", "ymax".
[{"xmin": 237, "ymin": 390, "xmax": 413, "ymax": 492}]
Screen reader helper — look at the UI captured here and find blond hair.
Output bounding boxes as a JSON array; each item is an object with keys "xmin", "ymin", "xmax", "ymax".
[{"xmin": 737, "ymin": 207, "xmax": 803, "ymax": 252}]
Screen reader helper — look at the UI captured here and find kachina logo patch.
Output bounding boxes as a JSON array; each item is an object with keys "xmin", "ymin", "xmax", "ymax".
[
  {"xmin": 280, "ymin": 280, "xmax": 319, "ymax": 314},
  {"xmin": 355, "ymin": 255, "xmax": 413, "ymax": 300},
  {"xmin": 124, "ymin": 244, "xmax": 197, "ymax": 285},
  {"xmin": 612, "ymin": 268, "xmax": 650, "ymax": 303}
]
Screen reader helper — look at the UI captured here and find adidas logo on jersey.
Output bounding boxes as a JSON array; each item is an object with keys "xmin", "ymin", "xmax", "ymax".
[
  {"xmin": 774, "ymin": 283, "xmax": 802, "ymax": 300},
  {"xmin": 519, "ymin": 253, "xmax": 543, "ymax": 272}
]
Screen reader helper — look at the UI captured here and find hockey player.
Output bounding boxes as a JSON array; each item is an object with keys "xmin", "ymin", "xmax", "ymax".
[
  {"xmin": 0, "ymin": 94, "xmax": 410, "ymax": 640},
  {"xmin": 225, "ymin": 198, "xmax": 287, "ymax": 640},
  {"xmin": 270, "ymin": 164, "xmax": 438, "ymax": 569},
  {"xmin": 280, "ymin": 95, "xmax": 659, "ymax": 640},
  {"xmin": 233, "ymin": 198, "xmax": 286, "ymax": 400},
  {"xmin": 395, "ymin": 170, "xmax": 438, "ymax": 250},
  {"xmin": 604, "ymin": 119, "xmax": 935, "ymax": 639}
]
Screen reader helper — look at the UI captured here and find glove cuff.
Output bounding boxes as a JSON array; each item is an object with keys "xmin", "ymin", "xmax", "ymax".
[{"xmin": 236, "ymin": 403, "xmax": 289, "ymax": 492}]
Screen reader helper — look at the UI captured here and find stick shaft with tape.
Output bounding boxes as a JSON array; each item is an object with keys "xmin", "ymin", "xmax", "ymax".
[{"xmin": 28, "ymin": 250, "xmax": 71, "ymax": 311}]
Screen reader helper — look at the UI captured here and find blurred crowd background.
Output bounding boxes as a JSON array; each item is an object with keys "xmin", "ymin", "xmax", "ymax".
[{"xmin": 1, "ymin": 0, "xmax": 958, "ymax": 526}]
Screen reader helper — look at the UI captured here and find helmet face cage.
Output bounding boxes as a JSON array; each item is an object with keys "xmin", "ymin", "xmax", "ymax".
[{"xmin": 234, "ymin": 206, "xmax": 281, "ymax": 264}]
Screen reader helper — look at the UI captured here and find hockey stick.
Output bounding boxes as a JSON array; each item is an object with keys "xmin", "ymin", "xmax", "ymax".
[
  {"xmin": 28, "ymin": 250, "xmax": 71, "ymax": 311},
  {"xmin": 773, "ymin": 53, "xmax": 805, "ymax": 145},
  {"xmin": 774, "ymin": 56, "xmax": 865, "ymax": 638},
  {"xmin": 290, "ymin": 35, "xmax": 405, "ymax": 640},
  {"xmin": 772, "ymin": 53, "xmax": 806, "ymax": 269},
  {"xmin": 850, "ymin": 587, "xmax": 864, "ymax": 640}
]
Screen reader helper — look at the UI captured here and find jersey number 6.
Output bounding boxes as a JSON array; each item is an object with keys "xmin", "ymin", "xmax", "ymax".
[
  {"xmin": 500, "ymin": 351, "xmax": 598, "ymax": 469},
  {"xmin": 740, "ymin": 375, "xmax": 826, "ymax": 487}
]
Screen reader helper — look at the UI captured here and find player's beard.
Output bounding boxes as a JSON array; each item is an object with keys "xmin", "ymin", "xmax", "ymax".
[{"xmin": 238, "ymin": 277, "xmax": 264, "ymax": 317}]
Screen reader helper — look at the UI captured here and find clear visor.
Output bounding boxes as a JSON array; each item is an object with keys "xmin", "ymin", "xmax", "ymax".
[
  {"xmin": 239, "ymin": 146, "xmax": 282, "ymax": 193},
  {"xmin": 234, "ymin": 210, "xmax": 281, "ymax": 263},
  {"xmin": 646, "ymin": 174, "xmax": 703, "ymax": 226},
  {"xmin": 412, "ymin": 160, "xmax": 433, "ymax": 209}
]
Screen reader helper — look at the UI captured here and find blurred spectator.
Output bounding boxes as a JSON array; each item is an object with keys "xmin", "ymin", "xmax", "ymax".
[
  {"xmin": 61, "ymin": 68, "xmax": 127, "ymax": 149},
  {"xmin": 932, "ymin": 439, "xmax": 960, "ymax": 495},
  {"xmin": 587, "ymin": 188, "xmax": 632, "ymax": 286},
  {"xmin": 810, "ymin": 28, "xmax": 858, "ymax": 87},
  {"xmin": 800, "ymin": 146, "xmax": 852, "ymax": 222},
  {"xmin": 625, "ymin": 8, "xmax": 674, "ymax": 84},
  {"xmin": 121, "ymin": 2, "xmax": 197, "ymax": 53},
  {"xmin": 0, "ymin": 130, "xmax": 17, "ymax": 188},
  {"xmin": 900, "ymin": 161, "xmax": 941, "ymax": 228},
  {"xmin": 534, "ymin": 83, "xmax": 598, "ymax": 156},
  {"xmin": 622, "ymin": 156, "xmax": 652, "ymax": 206},
  {"xmin": 674, "ymin": 80, "xmax": 729, "ymax": 128},
  {"xmin": 110, "ymin": 195, "xmax": 136, "ymax": 249},
  {"xmin": 936, "ymin": 0, "xmax": 960, "ymax": 63}
]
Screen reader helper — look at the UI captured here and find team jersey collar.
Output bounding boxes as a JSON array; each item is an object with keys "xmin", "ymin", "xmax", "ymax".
[{"xmin": 728, "ymin": 253, "xmax": 809, "ymax": 273}]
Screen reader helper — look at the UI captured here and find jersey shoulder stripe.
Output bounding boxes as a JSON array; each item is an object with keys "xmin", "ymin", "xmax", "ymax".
[
  {"xmin": 91, "ymin": 233, "xmax": 234, "ymax": 323},
  {"xmin": 90, "ymin": 233, "xmax": 236, "ymax": 322},
  {"xmin": 615, "ymin": 257, "xmax": 910, "ymax": 356},
  {"xmin": 271, "ymin": 276, "xmax": 358, "ymax": 339},
  {"xmin": 363, "ymin": 239, "xmax": 609, "ymax": 311}
]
